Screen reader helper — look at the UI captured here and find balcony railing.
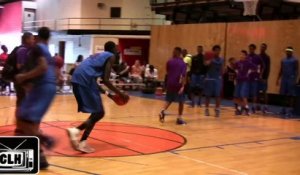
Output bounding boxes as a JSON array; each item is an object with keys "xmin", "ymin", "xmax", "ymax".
[
  {"xmin": 23, "ymin": 17, "xmax": 167, "ymax": 32},
  {"xmin": 150, "ymin": 0, "xmax": 227, "ymax": 5}
]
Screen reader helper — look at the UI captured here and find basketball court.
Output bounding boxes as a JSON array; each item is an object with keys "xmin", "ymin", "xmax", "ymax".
[
  {"xmin": 0, "ymin": 94, "xmax": 299, "ymax": 175},
  {"xmin": 1, "ymin": 0, "xmax": 300, "ymax": 174}
]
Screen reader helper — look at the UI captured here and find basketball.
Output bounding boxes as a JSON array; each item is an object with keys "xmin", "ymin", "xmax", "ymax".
[
  {"xmin": 204, "ymin": 51, "xmax": 214, "ymax": 60},
  {"xmin": 111, "ymin": 94, "xmax": 130, "ymax": 106},
  {"xmin": 55, "ymin": 56, "xmax": 64, "ymax": 68}
]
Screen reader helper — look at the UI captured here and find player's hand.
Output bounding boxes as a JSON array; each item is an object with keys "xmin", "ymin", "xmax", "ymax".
[
  {"xmin": 120, "ymin": 93, "xmax": 130, "ymax": 102},
  {"xmin": 15, "ymin": 74, "xmax": 26, "ymax": 84},
  {"xmin": 178, "ymin": 86, "xmax": 184, "ymax": 94},
  {"xmin": 23, "ymin": 83, "xmax": 33, "ymax": 92},
  {"xmin": 204, "ymin": 60, "xmax": 211, "ymax": 65},
  {"xmin": 57, "ymin": 76, "xmax": 64, "ymax": 86}
]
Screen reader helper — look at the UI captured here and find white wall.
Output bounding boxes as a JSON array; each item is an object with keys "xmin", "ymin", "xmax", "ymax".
[
  {"xmin": 22, "ymin": 1, "xmax": 37, "ymax": 10},
  {"xmin": 81, "ymin": 0, "xmax": 157, "ymax": 18},
  {"xmin": 36, "ymin": 0, "xmax": 81, "ymax": 20},
  {"xmin": 34, "ymin": 0, "xmax": 168, "ymax": 30},
  {"xmin": 49, "ymin": 35, "xmax": 92, "ymax": 64}
]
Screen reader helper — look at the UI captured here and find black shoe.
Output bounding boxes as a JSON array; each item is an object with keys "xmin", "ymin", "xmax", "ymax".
[
  {"xmin": 244, "ymin": 107, "xmax": 250, "ymax": 116},
  {"xmin": 41, "ymin": 135, "xmax": 56, "ymax": 150},
  {"xmin": 235, "ymin": 109, "xmax": 242, "ymax": 116},
  {"xmin": 40, "ymin": 152, "xmax": 49, "ymax": 170},
  {"xmin": 159, "ymin": 110, "xmax": 165, "ymax": 123},
  {"xmin": 176, "ymin": 118, "xmax": 187, "ymax": 125}
]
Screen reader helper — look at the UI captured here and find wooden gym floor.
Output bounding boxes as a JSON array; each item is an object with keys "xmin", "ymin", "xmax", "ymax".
[{"xmin": 0, "ymin": 94, "xmax": 299, "ymax": 175}]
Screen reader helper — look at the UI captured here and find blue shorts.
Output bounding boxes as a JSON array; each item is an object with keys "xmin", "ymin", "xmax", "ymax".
[
  {"xmin": 234, "ymin": 81, "xmax": 249, "ymax": 98},
  {"xmin": 72, "ymin": 83, "xmax": 104, "ymax": 113},
  {"xmin": 204, "ymin": 79, "xmax": 222, "ymax": 97},
  {"xmin": 280, "ymin": 78, "xmax": 296, "ymax": 96},
  {"xmin": 18, "ymin": 83, "xmax": 56, "ymax": 123},
  {"xmin": 258, "ymin": 80, "xmax": 268, "ymax": 92},
  {"xmin": 190, "ymin": 74, "xmax": 205, "ymax": 89},
  {"xmin": 249, "ymin": 81, "xmax": 259, "ymax": 97},
  {"xmin": 166, "ymin": 91, "xmax": 185, "ymax": 103}
]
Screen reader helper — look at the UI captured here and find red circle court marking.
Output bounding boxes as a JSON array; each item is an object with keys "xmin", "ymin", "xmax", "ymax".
[{"xmin": 0, "ymin": 122, "xmax": 186, "ymax": 158}]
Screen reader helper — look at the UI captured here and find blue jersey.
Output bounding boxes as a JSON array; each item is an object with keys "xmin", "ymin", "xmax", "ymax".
[
  {"xmin": 282, "ymin": 57, "xmax": 298, "ymax": 79},
  {"xmin": 37, "ymin": 43, "xmax": 56, "ymax": 84},
  {"xmin": 72, "ymin": 51, "xmax": 113, "ymax": 88},
  {"xmin": 206, "ymin": 57, "xmax": 224, "ymax": 80}
]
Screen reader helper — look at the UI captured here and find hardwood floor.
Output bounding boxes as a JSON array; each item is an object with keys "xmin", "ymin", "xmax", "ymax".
[{"xmin": 0, "ymin": 94, "xmax": 299, "ymax": 175}]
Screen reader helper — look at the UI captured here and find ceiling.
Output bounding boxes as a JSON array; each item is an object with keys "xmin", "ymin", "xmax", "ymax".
[
  {"xmin": 151, "ymin": 0, "xmax": 300, "ymax": 23},
  {"xmin": 0, "ymin": 0, "xmax": 34, "ymax": 5}
]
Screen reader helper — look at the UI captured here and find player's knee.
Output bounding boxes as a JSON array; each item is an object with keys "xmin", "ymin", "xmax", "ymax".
[{"xmin": 91, "ymin": 112, "xmax": 105, "ymax": 123}]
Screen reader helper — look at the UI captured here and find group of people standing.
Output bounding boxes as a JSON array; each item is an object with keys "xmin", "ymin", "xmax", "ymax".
[{"xmin": 160, "ymin": 43, "xmax": 298, "ymax": 125}]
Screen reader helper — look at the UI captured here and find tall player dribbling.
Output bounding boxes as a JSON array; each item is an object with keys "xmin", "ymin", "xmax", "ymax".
[{"xmin": 67, "ymin": 41, "xmax": 129, "ymax": 153}]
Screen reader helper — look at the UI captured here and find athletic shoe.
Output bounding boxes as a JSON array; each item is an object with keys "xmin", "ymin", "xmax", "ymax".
[
  {"xmin": 279, "ymin": 108, "xmax": 287, "ymax": 115},
  {"xmin": 244, "ymin": 107, "xmax": 250, "ymax": 116},
  {"xmin": 205, "ymin": 109, "xmax": 210, "ymax": 116},
  {"xmin": 41, "ymin": 135, "xmax": 56, "ymax": 150},
  {"xmin": 262, "ymin": 106, "xmax": 269, "ymax": 114},
  {"xmin": 215, "ymin": 109, "xmax": 220, "ymax": 118},
  {"xmin": 176, "ymin": 118, "xmax": 187, "ymax": 125},
  {"xmin": 40, "ymin": 151, "xmax": 49, "ymax": 170},
  {"xmin": 66, "ymin": 127, "xmax": 80, "ymax": 150},
  {"xmin": 285, "ymin": 110, "xmax": 293, "ymax": 118},
  {"xmin": 235, "ymin": 109, "xmax": 242, "ymax": 116},
  {"xmin": 251, "ymin": 107, "xmax": 256, "ymax": 114},
  {"xmin": 159, "ymin": 110, "xmax": 165, "ymax": 123},
  {"xmin": 77, "ymin": 140, "xmax": 95, "ymax": 153},
  {"xmin": 190, "ymin": 104, "xmax": 195, "ymax": 108}
]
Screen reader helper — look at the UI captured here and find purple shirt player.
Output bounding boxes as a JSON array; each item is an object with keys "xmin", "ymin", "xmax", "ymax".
[
  {"xmin": 235, "ymin": 59, "xmax": 255, "ymax": 82},
  {"xmin": 247, "ymin": 53, "xmax": 263, "ymax": 81},
  {"xmin": 16, "ymin": 45, "xmax": 31, "ymax": 66},
  {"xmin": 166, "ymin": 57, "xmax": 187, "ymax": 93}
]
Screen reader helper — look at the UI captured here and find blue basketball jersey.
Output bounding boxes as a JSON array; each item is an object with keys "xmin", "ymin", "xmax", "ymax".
[
  {"xmin": 282, "ymin": 57, "xmax": 298, "ymax": 79},
  {"xmin": 72, "ymin": 51, "xmax": 113, "ymax": 88},
  {"xmin": 206, "ymin": 57, "xmax": 224, "ymax": 79},
  {"xmin": 37, "ymin": 43, "xmax": 56, "ymax": 84}
]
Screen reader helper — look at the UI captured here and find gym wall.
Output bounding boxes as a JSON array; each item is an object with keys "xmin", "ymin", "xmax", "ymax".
[{"xmin": 149, "ymin": 19, "xmax": 300, "ymax": 94}]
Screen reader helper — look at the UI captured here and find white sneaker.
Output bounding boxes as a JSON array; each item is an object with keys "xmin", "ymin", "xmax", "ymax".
[
  {"xmin": 77, "ymin": 141, "xmax": 95, "ymax": 153},
  {"xmin": 66, "ymin": 127, "xmax": 80, "ymax": 150}
]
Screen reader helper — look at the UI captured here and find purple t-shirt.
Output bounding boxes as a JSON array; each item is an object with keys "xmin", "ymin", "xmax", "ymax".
[
  {"xmin": 166, "ymin": 57, "xmax": 187, "ymax": 92},
  {"xmin": 16, "ymin": 45, "xmax": 30, "ymax": 66},
  {"xmin": 247, "ymin": 53, "xmax": 263, "ymax": 81},
  {"xmin": 235, "ymin": 59, "xmax": 256, "ymax": 82}
]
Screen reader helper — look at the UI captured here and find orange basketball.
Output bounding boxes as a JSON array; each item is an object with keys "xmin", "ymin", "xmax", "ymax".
[
  {"xmin": 111, "ymin": 94, "xmax": 129, "ymax": 106},
  {"xmin": 55, "ymin": 56, "xmax": 64, "ymax": 68},
  {"xmin": 204, "ymin": 51, "xmax": 214, "ymax": 60}
]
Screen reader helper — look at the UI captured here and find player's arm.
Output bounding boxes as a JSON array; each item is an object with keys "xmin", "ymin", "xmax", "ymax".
[
  {"xmin": 55, "ymin": 66, "xmax": 64, "ymax": 85},
  {"xmin": 277, "ymin": 60, "xmax": 283, "ymax": 86},
  {"xmin": 102, "ymin": 56, "xmax": 128, "ymax": 99},
  {"xmin": 179, "ymin": 65, "xmax": 187, "ymax": 94},
  {"xmin": 265, "ymin": 56, "xmax": 271, "ymax": 80},
  {"xmin": 259, "ymin": 58, "xmax": 265, "ymax": 79},
  {"xmin": 15, "ymin": 47, "xmax": 48, "ymax": 84},
  {"xmin": 295, "ymin": 59, "xmax": 299, "ymax": 79},
  {"xmin": 119, "ymin": 65, "xmax": 129, "ymax": 75},
  {"xmin": 15, "ymin": 56, "xmax": 47, "ymax": 84}
]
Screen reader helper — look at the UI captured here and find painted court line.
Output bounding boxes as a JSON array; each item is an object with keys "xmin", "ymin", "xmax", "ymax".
[
  {"xmin": 170, "ymin": 153, "xmax": 248, "ymax": 175},
  {"xmin": 175, "ymin": 137, "xmax": 293, "ymax": 152},
  {"xmin": 50, "ymin": 164, "xmax": 100, "ymax": 175},
  {"xmin": 103, "ymin": 158, "xmax": 148, "ymax": 166}
]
